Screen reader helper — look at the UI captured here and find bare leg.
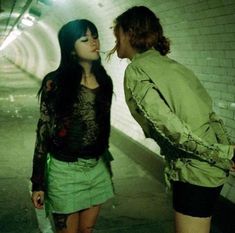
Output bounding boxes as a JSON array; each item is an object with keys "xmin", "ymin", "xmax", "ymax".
[
  {"xmin": 78, "ymin": 205, "xmax": 101, "ymax": 233},
  {"xmin": 53, "ymin": 212, "xmax": 79, "ymax": 233},
  {"xmin": 174, "ymin": 211, "xmax": 211, "ymax": 233}
]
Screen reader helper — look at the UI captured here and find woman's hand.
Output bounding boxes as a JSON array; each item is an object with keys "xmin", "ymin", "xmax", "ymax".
[{"xmin": 31, "ymin": 191, "xmax": 45, "ymax": 209}]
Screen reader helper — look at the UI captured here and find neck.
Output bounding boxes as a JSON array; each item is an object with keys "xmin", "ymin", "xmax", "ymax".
[
  {"xmin": 128, "ymin": 47, "xmax": 138, "ymax": 60},
  {"xmin": 79, "ymin": 61, "xmax": 92, "ymax": 78}
]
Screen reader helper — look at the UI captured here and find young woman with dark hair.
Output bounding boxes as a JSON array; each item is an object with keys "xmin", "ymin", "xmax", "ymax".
[
  {"xmin": 110, "ymin": 6, "xmax": 235, "ymax": 233},
  {"xmin": 31, "ymin": 19, "xmax": 114, "ymax": 233}
]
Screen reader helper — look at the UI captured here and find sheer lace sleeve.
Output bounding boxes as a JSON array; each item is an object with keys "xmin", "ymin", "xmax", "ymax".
[{"xmin": 31, "ymin": 81, "xmax": 54, "ymax": 191}]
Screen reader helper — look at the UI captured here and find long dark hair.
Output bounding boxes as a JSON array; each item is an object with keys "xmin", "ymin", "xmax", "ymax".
[
  {"xmin": 109, "ymin": 6, "xmax": 170, "ymax": 57},
  {"xmin": 38, "ymin": 19, "xmax": 112, "ymax": 115}
]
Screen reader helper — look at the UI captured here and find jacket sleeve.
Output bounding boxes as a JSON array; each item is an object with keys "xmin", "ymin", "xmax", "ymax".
[
  {"xmin": 124, "ymin": 65, "xmax": 233, "ymax": 170},
  {"xmin": 30, "ymin": 85, "xmax": 53, "ymax": 191},
  {"xmin": 209, "ymin": 111, "xmax": 231, "ymax": 145}
]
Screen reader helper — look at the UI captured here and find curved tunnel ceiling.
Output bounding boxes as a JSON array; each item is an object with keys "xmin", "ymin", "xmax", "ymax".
[
  {"xmin": 0, "ymin": 0, "xmax": 126, "ymax": 77},
  {"xmin": 1, "ymin": 0, "xmax": 234, "ymax": 80}
]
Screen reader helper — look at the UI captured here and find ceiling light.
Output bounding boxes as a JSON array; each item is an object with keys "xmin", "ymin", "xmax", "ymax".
[{"xmin": 21, "ymin": 18, "xmax": 34, "ymax": 27}]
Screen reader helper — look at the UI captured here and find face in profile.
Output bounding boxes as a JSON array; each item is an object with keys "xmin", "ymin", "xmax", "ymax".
[
  {"xmin": 73, "ymin": 28, "xmax": 100, "ymax": 62},
  {"xmin": 115, "ymin": 26, "xmax": 132, "ymax": 59}
]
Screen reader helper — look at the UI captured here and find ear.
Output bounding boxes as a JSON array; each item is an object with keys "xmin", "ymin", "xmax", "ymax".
[
  {"xmin": 127, "ymin": 28, "xmax": 134, "ymax": 37},
  {"xmin": 71, "ymin": 50, "xmax": 78, "ymax": 60},
  {"xmin": 71, "ymin": 50, "xmax": 76, "ymax": 55}
]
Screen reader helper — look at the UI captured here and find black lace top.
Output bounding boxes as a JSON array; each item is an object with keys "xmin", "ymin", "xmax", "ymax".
[{"xmin": 31, "ymin": 78, "xmax": 112, "ymax": 191}]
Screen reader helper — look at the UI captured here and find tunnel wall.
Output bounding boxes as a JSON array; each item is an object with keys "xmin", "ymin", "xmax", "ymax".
[
  {"xmin": 103, "ymin": 1, "xmax": 235, "ymax": 204},
  {"xmin": 105, "ymin": 0, "xmax": 235, "ymax": 144}
]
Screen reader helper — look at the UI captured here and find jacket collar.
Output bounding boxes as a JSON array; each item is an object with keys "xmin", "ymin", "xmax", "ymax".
[{"xmin": 132, "ymin": 49, "xmax": 160, "ymax": 62}]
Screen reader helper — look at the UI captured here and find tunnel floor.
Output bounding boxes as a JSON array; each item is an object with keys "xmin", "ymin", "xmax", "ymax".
[{"xmin": 0, "ymin": 56, "xmax": 234, "ymax": 233}]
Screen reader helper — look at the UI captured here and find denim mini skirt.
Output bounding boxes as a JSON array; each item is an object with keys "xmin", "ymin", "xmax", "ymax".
[{"xmin": 46, "ymin": 154, "xmax": 114, "ymax": 214}]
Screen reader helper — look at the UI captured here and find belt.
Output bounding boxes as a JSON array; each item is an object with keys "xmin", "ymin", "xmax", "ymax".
[{"xmin": 50, "ymin": 152, "xmax": 99, "ymax": 162}]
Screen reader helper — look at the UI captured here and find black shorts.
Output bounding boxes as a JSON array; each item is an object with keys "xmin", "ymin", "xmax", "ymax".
[{"xmin": 172, "ymin": 181, "xmax": 223, "ymax": 217}]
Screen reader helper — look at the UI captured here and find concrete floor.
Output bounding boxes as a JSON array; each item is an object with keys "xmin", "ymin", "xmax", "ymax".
[{"xmin": 0, "ymin": 56, "xmax": 234, "ymax": 233}]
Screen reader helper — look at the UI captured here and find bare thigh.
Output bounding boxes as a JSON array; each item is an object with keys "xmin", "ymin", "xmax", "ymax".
[
  {"xmin": 174, "ymin": 211, "xmax": 211, "ymax": 233},
  {"xmin": 78, "ymin": 205, "xmax": 101, "ymax": 233},
  {"xmin": 53, "ymin": 212, "xmax": 79, "ymax": 233}
]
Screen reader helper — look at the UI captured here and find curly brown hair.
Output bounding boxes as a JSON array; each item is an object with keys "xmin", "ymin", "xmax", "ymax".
[{"xmin": 108, "ymin": 6, "xmax": 170, "ymax": 57}]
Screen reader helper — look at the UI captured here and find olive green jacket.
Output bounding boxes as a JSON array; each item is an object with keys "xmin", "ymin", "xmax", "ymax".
[{"xmin": 124, "ymin": 49, "xmax": 233, "ymax": 187}]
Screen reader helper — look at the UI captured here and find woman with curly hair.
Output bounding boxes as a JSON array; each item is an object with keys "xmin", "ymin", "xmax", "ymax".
[{"xmin": 110, "ymin": 6, "xmax": 235, "ymax": 233}]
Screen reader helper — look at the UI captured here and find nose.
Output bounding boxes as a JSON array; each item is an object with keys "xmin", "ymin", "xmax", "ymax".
[{"xmin": 90, "ymin": 37, "xmax": 97, "ymax": 45}]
